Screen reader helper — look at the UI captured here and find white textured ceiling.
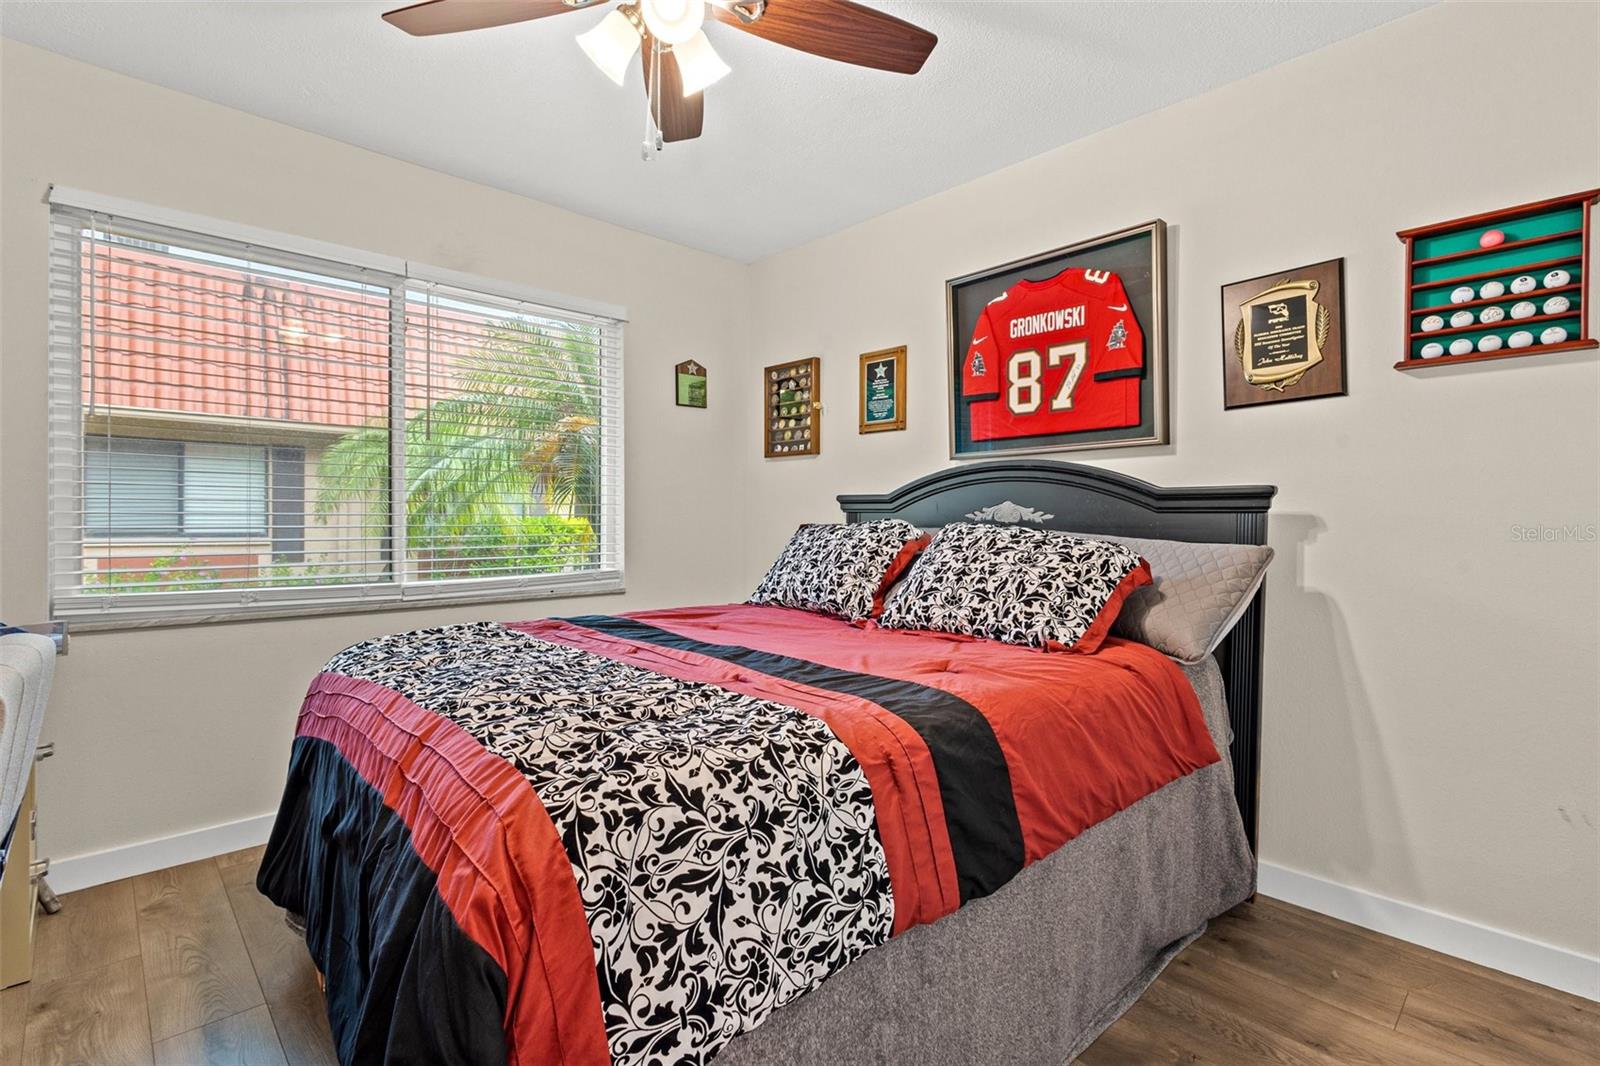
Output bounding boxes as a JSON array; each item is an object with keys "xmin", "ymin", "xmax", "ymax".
[{"xmin": 1, "ymin": 1, "xmax": 1427, "ymax": 261}]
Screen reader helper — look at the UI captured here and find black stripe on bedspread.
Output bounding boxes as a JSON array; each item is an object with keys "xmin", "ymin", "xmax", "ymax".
[{"xmin": 565, "ymin": 614, "xmax": 1025, "ymax": 903}]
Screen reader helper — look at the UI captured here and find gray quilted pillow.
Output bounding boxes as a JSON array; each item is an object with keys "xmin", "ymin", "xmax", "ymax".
[{"xmin": 1092, "ymin": 534, "xmax": 1274, "ymax": 663}]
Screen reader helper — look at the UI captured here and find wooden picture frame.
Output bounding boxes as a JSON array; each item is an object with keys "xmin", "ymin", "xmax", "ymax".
[
  {"xmin": 674, "ymin": 359, "xmax": 707, "ymax": 408},
  {"xmin": 1220, "ymin": 258, "xmax": 1347, "ymax": 408},
  {"xmin": 763, "ymin": 357, "xmax": 820, "ymax": 457},
  {"xmin": 858, "ymin": 346, "xmax": 906, "ymax": 433},
  {"xmin": 946, "ymin": 220, "xmax": 1168, "ymax": 458}
]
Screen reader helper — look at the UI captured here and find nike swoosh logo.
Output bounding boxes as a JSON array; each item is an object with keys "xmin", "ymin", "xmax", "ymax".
[
  {"xmin": 1109, "ymin": 304, "xmax": 1128, "ymax": 311},
  {"xmin": 971, "ymin": 336, "xmax": 988, "ymax": 345}
]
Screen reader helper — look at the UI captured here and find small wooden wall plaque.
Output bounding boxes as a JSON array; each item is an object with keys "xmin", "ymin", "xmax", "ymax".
[{"xmin": 859, "ymin": 346, "xmax": 907, "ymax": 433}]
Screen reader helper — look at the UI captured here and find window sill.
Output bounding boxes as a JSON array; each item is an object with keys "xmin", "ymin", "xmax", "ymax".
[{"xmin": 54, "ymin": 579, "xmax": 626, "ymax": 634}]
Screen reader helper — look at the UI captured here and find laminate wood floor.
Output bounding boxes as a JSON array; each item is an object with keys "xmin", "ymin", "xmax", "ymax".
[{"xmin": 8, "ymin": 849, "xmax": 1595, "ymax": 1065}]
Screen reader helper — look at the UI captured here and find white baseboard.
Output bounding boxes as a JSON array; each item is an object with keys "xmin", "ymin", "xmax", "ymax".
[
  {"xmin": 1259, "ymin": 861, "xmax": 1599, "ymax": 1002},
  {"xmin": 45, "ymin": 813, "xmax": 275, "ymax": 894},
  {"xmin": 42, "ymin": 821, "xmax": 1599, "ymax": 1002}
]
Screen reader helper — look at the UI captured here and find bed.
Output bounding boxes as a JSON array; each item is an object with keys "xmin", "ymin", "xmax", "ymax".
[{"xmin": 258, "ymin": 459, "xmax": 1275, "ymax": 1065}]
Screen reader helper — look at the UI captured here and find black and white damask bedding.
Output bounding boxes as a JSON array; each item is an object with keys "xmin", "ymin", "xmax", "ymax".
[
  {"xmin": 878, "ymin": 522, "xmax": 1151, "ymax": 652},
  {"xmin": 748, "ymin": 519, "xmax": 927, "ymax": 620},
  {"xmin": 318, "ymin": 623, "xmax": 893, "ymax": 1064},
  {"xmin": 257, "ymin": 602, "xmax": 1221, "ymax": 1066}
]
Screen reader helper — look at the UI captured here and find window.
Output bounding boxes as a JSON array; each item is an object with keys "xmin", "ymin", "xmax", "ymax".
[
  {"xmin": 85, "ymin": 438, "xmax": 272, "ymax": 539},
  {"xmin": 48, "ymin": 190, "xmax": 625, "ymax": 624}
]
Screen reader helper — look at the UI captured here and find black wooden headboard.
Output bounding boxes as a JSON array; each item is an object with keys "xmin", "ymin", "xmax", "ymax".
[{"xmin": 838, "ymin": 459, "xmax": 1276, "ymax": 854}]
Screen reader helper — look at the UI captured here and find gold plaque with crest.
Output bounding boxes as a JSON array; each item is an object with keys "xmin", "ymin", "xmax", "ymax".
[
  {"xmin": 1221, "ymin": 259, "xmax": 1346, "ymax": 408},
  {"xmin": 1233, "ymin": 279, "xmax": 1329, "ymax": 390}
]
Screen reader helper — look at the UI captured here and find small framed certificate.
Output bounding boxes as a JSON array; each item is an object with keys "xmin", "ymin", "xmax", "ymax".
[
  {"xmin": 859, "ymin": 346, "xmax": 906, "ymax": 433},
  {"xmin": 675, "ymin": 359, "xmax": 707, "ymax": 408}
]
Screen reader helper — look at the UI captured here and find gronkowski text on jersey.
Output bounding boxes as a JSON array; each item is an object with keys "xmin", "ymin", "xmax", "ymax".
[{"xmin": 962, "ymin": 268, "xmax": 1145, "ymax": 442}]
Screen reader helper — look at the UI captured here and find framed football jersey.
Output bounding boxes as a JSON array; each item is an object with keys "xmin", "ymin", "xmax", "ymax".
[{"xmin": 946, "ymin": 221, "xmax": 1168, "ymax": 458}]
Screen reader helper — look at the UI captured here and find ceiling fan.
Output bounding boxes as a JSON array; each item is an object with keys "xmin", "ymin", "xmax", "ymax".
[{"xmin": 381, "ymin": 0, "xmax": 938, "ymax": 151}]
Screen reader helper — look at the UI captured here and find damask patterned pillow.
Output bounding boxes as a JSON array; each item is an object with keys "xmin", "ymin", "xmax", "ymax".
[
  {"xmin": 878, "ymin": 522, "xmax": 1150, "ymax": 653},
  {"xmin": 749, "ymin": 520, "xmax": 929, "ymax": 622}
]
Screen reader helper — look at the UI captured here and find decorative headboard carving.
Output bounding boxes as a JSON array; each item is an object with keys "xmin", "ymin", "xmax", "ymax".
[
  {"xmin": 964, "ymin": 501, "xmax": 1055, "ymax": 524},
  {"xmin": 839, "ymin": 459, "xmax": 1276, "ymax": 854}
]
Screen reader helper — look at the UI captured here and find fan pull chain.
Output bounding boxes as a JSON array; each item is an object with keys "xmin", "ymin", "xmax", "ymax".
[{"xmin": 641, "ymin": 37, "xmax": 664, "ymax": 161}]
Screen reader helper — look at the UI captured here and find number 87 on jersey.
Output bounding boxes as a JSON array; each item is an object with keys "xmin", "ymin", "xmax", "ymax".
[{"xmin": 961, "ymin": 267, "xmax": 1145, "ymax": 442}]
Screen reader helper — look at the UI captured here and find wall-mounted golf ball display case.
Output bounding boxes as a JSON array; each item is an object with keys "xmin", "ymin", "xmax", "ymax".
[{"xmin": 1397, "ymin": 188, "xmax": 1597, "ymax": 371}]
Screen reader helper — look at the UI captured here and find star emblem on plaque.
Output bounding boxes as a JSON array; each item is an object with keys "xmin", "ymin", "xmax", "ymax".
[{"xmin": 1220, "ymin": 258, "xmax": 1347, "ymax": 408}]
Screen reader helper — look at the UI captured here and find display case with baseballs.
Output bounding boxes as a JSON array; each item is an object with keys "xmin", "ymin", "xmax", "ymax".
[{"xmin": 1396, "ymin": 188, "xmax": 1596, "ymax": 370}]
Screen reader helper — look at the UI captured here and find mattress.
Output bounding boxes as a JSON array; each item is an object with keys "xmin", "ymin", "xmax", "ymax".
[{"xmin": 258, "ymin": 604, "xmax": 1245, "ymax": 1065}]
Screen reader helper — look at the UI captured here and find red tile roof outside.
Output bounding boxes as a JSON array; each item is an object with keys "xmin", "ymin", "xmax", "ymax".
[{"xmin": 84, "ymin": 243, "xmax": 502, "ymax": 432}]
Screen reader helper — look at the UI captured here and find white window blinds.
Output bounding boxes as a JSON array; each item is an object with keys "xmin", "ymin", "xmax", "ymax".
[{"xmin": 48, "ymin": 193, "xmax": 625, "ymax": 625}]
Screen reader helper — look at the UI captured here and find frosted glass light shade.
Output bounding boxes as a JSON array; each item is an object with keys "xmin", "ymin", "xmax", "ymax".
[
  {"xmin": 673, "ymin": 30, "xmax": 729, "ymax": 95},
  {"xmin": 577, "ymin": 9, "xmax": 642, "ymax": 87}
]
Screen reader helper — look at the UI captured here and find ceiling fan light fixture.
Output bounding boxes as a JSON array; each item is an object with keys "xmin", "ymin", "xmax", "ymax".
[
  {"xmin": 638, "ymin": 0, "xmax": 704, "ymax": 46},
  {"xmin": 576, "ymin": 8, "xmax": 642, "ymax": 87},
  {"xmin": 672, "ymin": 30, "xmax": 730, "ymax": 96}
]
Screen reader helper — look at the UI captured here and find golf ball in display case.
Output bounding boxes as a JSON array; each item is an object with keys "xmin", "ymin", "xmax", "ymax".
[
  {"xmin": 1477, "ymin": 334, "xmax": 1503, "ymax": 353},
  {"xmin": 1479, "ymin": 305, "xmax": 1506, "ymax": 324},
  {"xmin": 1508, "ymin": 331, "xmax": 1535, "ymax": 349}
]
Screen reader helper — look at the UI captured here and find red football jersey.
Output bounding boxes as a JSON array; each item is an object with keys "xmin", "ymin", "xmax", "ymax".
[{"xmin": 962, "ymin": 268, "xmax": 1145, "ymax": 441}]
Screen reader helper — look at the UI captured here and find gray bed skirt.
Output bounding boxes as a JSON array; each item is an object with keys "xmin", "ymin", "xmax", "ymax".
[{"xmin": 715, "ymin": 659, "xmax": 1256, "ymax": 1065}]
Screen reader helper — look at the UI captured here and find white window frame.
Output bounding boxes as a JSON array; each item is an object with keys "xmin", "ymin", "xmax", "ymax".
[{"xmin": 47, "ymin": 186, "xmax": 626, "ymax": 629}]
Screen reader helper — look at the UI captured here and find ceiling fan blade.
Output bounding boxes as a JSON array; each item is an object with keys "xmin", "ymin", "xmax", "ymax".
[
  {"xmin": 641, "ymin": 40, "xmax": 705, "ymax": 143},
  {"xmin": 382, "ymin": 0, "xmax": 600, "ymax": 37},
  {"xmin": 709, "ymin": 0, "xmax": 936, "ymax": 75}
]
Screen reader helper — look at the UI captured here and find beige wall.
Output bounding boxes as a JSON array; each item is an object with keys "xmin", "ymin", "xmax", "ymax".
[
  {"xmin": 3, "ymin": 1, "xmax": 1597, "ymax": 964},
  {"xmin": 1, "ymin": 39, "xmax": 755, "ymax": 862},
  {"xmin": 741, "ymin": 1, "xmax": 1599, "ymax": 956}
]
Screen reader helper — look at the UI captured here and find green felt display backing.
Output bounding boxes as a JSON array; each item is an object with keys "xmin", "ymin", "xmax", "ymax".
[
  {"xmin": 1411, "ymin": 235, "xmax": 1583, "ymax": 285},
  {"xmin": 1412, "ymin": 205, "xmax": 1583, "ymax": 260}
]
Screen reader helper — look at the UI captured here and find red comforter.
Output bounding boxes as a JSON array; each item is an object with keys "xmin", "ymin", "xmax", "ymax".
[{"xmin": 258, "ymin": 604, "xmax": 1219, "ymax": 1066}]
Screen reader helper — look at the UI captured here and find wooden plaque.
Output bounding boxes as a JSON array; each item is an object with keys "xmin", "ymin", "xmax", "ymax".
[
  {"xmin": 674, "ymin": 359, "xmax": 707, "ymax": 408},
  {"xmin": 859, "ymin": 346, "xmax": 906, "ymax": 433},
  {"xmin": 1220, "ymin": 258, "xmax": 1347, "ymax": 408}
]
